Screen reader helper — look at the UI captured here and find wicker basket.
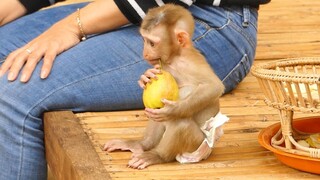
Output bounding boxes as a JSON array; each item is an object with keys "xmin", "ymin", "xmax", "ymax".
[{"xmin": 251, "ymin": 57, "xmax": 320, "ymax": 158}]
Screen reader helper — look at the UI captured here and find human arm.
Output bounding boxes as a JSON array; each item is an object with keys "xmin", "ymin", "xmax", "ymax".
[
  {"xmin": 114, "ymin": 0, "xmax": 271, "ymax": 24},
  {"xmin": 0, "ymin": 0, "xmax": 129, "ymax": 82},
  {"xmin": 0, "ymin": 0, "xmax": 27, "ymax": 26},
  {"xmin": 19, "ymin": 0, "xmax": 65, "ymax": 14},
  {"xmin": 0, "ymin": 0, "xmax": 65, "ymax": 26},
  {"xmin": 0, "ymin": 0, "xmax": 271, "ymax": 83}
]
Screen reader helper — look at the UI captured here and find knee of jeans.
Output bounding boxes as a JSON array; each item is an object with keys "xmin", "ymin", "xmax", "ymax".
[{"xmin": 222, "ymin": 54, "xmax": 252, "ymax": 93}]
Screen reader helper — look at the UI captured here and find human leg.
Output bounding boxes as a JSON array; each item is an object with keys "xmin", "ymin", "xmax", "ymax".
[
  {"xmin": 0, "ymin": 2, "xmax": 88, "ymax": 58},
  {"xmin": 0, "ymin": 4, "xmax": 148, "ymax": 180},
  {"xmin": 0, "ymin": 30, "xmax": 147, "ymax": 180},
  {"xmin": 190, "ymin": 5, "xmax": 258, "ymax": 93},
  {"xmin": 0, "ymin": 3, "xmax": 258, "ymax": 179}
]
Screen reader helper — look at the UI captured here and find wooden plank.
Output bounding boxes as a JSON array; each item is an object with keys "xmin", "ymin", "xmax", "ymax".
[
  {"xmin": 44, "ymin": 111, "xmax": 111, "ymax": 180},
  {"xmin": 75, "ymin": 65, "xmax": 320, "ymax": 179},
  {"xmin": 45, "ymin": 0, "xmax": 320, "ymax": 179},
  {"xmin": 255, "ymin": 0, "xmax": 320, "ymax": 60}
]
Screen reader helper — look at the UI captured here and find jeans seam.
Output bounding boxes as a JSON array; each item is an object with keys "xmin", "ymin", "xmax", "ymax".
[
  {"xmin": 226, "ymin": 7, "xmax": 257, "ymax": 50},
  {"xmin": 224, "ymin": 7, "xmax": 258, "ymax": 30},
  {"xmin": 18, "ymin": 113, "xmax": 43, "ymax": 180},
  {"xmin": 229, "ymin": 21, "xmax": 256, "ymax": 50},
  {"xmin": 18, "ymin": 115, "xmax": 27, "ymax": 179},
  {"xmin": 193, "ymin": 19, "xmax": 230, "ymax": 42},
  {"xmin": 221, "ymin": 54, "xmax": 248, "ymax": 83}
]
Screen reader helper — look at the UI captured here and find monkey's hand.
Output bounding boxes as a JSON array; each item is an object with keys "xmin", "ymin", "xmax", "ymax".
[
  {"xmin": 145, "ymin": 99, "xmax": 178, "ymax": 122},
  {"xmin": 138, "ymin": 64, "xmax": 161, "ymax": 89},
  {"xmin": 128, "ymin": 151, "xmax": 162, "ymax": 169}
]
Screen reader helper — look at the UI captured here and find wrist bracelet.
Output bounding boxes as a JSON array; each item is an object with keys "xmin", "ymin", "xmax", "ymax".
[{"xmin": 76, "ymin": 8, "xmax": 87, "ymax": 41}]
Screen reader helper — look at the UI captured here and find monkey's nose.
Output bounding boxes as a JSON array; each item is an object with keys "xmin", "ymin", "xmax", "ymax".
[{"xmin": 143, "ymin": 54, "xmax": 149, "ymax": 60}]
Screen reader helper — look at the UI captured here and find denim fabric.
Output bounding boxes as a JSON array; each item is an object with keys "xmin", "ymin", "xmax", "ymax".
[{"xmin": 0, "ymin": 2, "xmax": 257, "ymax": 179}]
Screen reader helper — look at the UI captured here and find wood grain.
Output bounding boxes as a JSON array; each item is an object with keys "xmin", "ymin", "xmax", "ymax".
[
  {"xmin": 44, "ymin": 111, "xmax": 111, "ymax": 180},
  {"xmin": 45, "ymin": 0, "xmax": 320, "ymax": 179}
]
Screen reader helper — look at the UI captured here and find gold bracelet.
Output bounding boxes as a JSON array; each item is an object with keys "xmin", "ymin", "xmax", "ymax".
[{"xmin": 76, "ymin": 8, "xmax": 87, "ymax": 41}]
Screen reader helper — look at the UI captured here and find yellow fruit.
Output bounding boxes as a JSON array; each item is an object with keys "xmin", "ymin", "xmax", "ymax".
[{"xmin": 143, "ymin": 70, "xmax": 179, "ymax": 108}]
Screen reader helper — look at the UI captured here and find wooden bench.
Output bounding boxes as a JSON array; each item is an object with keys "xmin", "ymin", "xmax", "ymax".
[{"xmin": 45, "ymin": 0, "xmax": 320, "ymax": 179}]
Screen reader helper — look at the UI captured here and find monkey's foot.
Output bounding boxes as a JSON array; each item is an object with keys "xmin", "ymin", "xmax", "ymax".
[
  {"xmin": 128, "ymin": 151, "xmax": 163, "ymax": 169},
  {"xmin": 103, "ymin": 139, "xmax": 143, "ymax": 153}
]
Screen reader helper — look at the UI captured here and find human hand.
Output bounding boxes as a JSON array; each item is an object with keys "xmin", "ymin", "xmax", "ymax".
[
  {"xmin": 0, "ymin": 0, "xmax": 27, "ymax": 26},
  {"xmin": 0, "ymin": 16, "xmax": 81, "ymax": 82},
  {"xmin": 138, "ymin": 64, "xmax": 161, "ymax": 89}
]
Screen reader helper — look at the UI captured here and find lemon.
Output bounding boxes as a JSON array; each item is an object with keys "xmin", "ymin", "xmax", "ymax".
[{"xmin": 143, "ymin": 70, "xmax": 179, "ymax": 108}]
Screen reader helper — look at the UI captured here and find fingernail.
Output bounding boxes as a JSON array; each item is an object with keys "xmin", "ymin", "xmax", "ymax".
[
  {"xmin": 8, "ymin": 72, "xmax": 15, "ymax": 81},
  {"xmin": 40, "ymin": 70, "xmax": 47, "ymax": 79},
  {"xmin": 20, "ymin": 74, "xmax": 27, "ymax": 82}
]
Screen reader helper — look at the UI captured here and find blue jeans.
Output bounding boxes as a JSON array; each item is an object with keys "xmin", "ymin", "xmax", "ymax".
[{"xmin": 0, "ymin": 3, "xmax": 257, "ymax": 179}]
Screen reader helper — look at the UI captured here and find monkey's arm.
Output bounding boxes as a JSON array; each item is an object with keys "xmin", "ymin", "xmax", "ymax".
[{"xmin": 145, "ymin": 76, "xmax": 224, "ymax": 121}]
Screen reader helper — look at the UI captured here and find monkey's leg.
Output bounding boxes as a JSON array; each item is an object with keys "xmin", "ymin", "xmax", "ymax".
[
  {"xmin": 139, "ymin": 120, "xmax": 165, "ymax": 151},
  {"xmin": 128, "ymin": 119, "xmax": 204, "ymax": 169},
  {"xmin": 103, "ymin": 120, "xmax": 165, "ymax": 153}
]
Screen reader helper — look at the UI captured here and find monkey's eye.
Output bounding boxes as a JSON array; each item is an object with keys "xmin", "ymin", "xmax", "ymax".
[{"xmin": 150, "ymin": 41, "xmax": 155, "ymax": 47}]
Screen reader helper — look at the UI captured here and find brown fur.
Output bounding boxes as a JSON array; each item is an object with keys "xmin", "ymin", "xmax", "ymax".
[{"xmin": 104, "ymin": 4, "xmax": 224, "ymax": 169}]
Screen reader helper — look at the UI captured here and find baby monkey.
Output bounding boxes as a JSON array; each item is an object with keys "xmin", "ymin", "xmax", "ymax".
[{"xmin": 104, "ymin": 4, "xmax": 226, "ymax": 169}]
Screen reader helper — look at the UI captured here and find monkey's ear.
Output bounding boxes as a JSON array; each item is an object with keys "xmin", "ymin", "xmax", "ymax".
[{"xmin": 176, "ymin": 30, "xmax": 192, "ymax": 48}]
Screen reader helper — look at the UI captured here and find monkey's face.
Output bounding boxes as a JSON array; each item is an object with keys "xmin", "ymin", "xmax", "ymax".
[
  {"xmin": 140, "ymin": 26, "xmax": 175, "ymax": 66},
  {"xmin": 140, "ymin": 28, "xmax": 163, "ymax": 65}
]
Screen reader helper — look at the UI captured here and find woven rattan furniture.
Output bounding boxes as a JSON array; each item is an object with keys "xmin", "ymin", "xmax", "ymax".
[{"xmin": 252, "ymin": 57, "xmax": 320, "ymax": 158}]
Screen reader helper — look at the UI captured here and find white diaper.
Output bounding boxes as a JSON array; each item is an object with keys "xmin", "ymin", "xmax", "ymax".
[{"xmin": 176, "ymin": 112, "xmax": 229, "ymax": 163}]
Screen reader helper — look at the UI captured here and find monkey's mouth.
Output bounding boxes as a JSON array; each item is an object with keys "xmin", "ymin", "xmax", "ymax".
[{"xmin": 148, "ymin": 58, "xmax": 161, "ymax": 65}]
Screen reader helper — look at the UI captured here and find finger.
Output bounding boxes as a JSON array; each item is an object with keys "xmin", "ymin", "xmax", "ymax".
[
  {"xmin": 140, "ymin": 74, "xmax": 151, "ymax": 84},
  {"xmin": 138, "ymin": 76, "xmax": 150, "ymax": 89},
  {"xmin": 149, "ymin": 67, "xmax": 161, "ymax": 74},
  {"xmin": 162, "ymin": 99, "xmax": 175, "ymax": 105},
  {"xmin": 145, "ymin": 112, "xmax": 165, "ymax": 122},
  {"xmin": 103, "ymin": 139, "xmax": 120, "ymax": 151},
  {"xmin": 137, "ymin": 162, "xmax": 148, "ymax": 170},
  {"xmin": 20, "ymin": 54, "xmax": 42, "ymax": 82},
  {"xmin": 0, "ymin": 49, "xmax": 23, "ymax": 77},
  {"xmin": 144, "ymin": 110, "xmax": 158, "ymax": 120},
  {"xmin": 130, "ymin": 158, "xmax": 145, "ymax": 169},
  {"xmin": 145, "ymin": 108, "xmax": 157, "ymax": 115},
  {"xmin": 154, "ymin": 64, "xmax": 161, "ymax": 69},
  {"xmin": 7, "ymin": 50, "xmax": 30, "ymax": 81},
  {"xmin": 103, "ymin": 142, "xmax": 110, "ymax": 151},
  {"xmin": 144, "ymin": 71, "xmax": 158, "ymax": 80},
  {"xmin": 105, "ymin": 147, "xmax": 118, "ymax": 152},
  {"xmin": 103, "ymin": 143, "xmax": 117, "ymax": 152},
  {"xmin": 138, "ymin": 80, "xmax": 146, "ymax": 89},
  {"xmin": 128, "ymin": 157, "xmax": 139, "ymax": 168},
  {"xmin": 41, "ymin": 49, "xmax": 57, "ymax": 79}
]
